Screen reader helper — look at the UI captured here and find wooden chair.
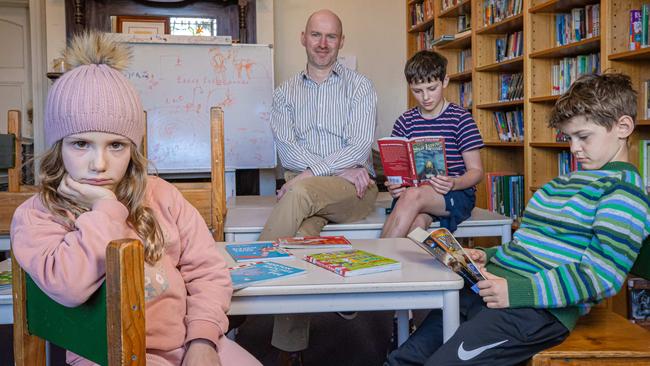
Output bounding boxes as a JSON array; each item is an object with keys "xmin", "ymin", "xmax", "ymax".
[
  {"xmin": 0, "ymin": 110, "xmax": 38, "ymax": 237},
  {"xmin": 11, "ymin": 107, "xmax": 227, "ymax": 365},
  {"xmin": 12, "ymin": 239, "xmax": 145, "ymax": 366},
  {"xmin": 528, "ymin": 239, "xmax": 650, "ymax": 365}
]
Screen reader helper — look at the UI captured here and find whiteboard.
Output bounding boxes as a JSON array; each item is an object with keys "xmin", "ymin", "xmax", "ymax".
[{"xmin": 118, "ymin": 35, "xmax": 275, "ymax": 172}]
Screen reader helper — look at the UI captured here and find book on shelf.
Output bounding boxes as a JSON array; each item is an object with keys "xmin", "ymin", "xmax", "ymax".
[
  {"xmin": 644, "ymin": 80, "xmax": 650, "ymax": 119},
  {"xmin": 481, "ymin": 0, "xmax": 523, "ymax": 27},
  {"xmin": 639, "ymin": 139, "xmax": 650, "ymax": 195},
  {"xmin": 303, "ymin": 249, "xmax": 401, "ymax": 277},
  {"xmin": 558, "ymin": 150, "xmax": 582, "ymax": 176},
  {"xmin": 457, "ymin": 14, "xmax": 471, "ymax": 33},
  {"xmin": 498, "ymin": 72, "xmax": 523, "ymax": 101},
  {"xmin": 485, "ymin": 172, "xmax": 524, "ymax": 219},
  {"xmin": 408, "ymin": 227, "xmax": 485, "ymax": 293},
  {"xmin": 0, "ymin": 258, "xmax": 11, "ymax": 296},
  {"xmin": 276, "ymin": 236, "xmax": 352, "ymax": 249},
  {"xmin": 431, "ymin": 35, "xmax": 455, "ymax": 47},
  {"xmin": 631, "ymin": 9, "xmax": 643, "ymax": 51},
  {"xmin": 377, "ymin": 136, "xmax": 447, "ymax": 187},
  {"xmin": 459, "ymin": 81, "xmax": 472, "ymax": 110},
  {"xmin": 225, "ymin": 242, "xmax": 293, "ymax": 262},
  {"xmin": 492, "ymin": 109, "xmax": 523, "ymax": 142},
  {"xmin": 229, "ymin": 261, "xmax": 306, "ymax": 290}
]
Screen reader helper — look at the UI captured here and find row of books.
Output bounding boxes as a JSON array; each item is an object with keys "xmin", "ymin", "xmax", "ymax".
[
  {"xmin": 481, "ymin": 0, "xmax": 523, "ymax": 27},
  {"xmin": 551, "ymin": 53, "xmax": 600, "ymax": 96},
  {"xmin": 495, "ymin": 30, "xmax": 523, "ymax": 63},
  {"xmin": 554, "ymin": 5, "xmax": 600, "ymax": 47},
  {"xmin": 492, "ymin": 109, "xmax": 523, "ymax": 142},
  {"xmin": 459, "ymin": 81, "xmax": 472, "ymax": 110},
  {"xmin": 558, "ymin": 150, "xmax": 581, "ymax": 176},
  {"xmin": 499, "ymin": 72, "xmax": 523, "ymax": 102},
  {"xmin": 639, "ymin": 140, "xmax": 650, "ymax": 195},
  {"xmin": 0, "ymin": 258, "xmax": 10, "ymax": 297},
  {"xmin": 441, "ymin": 0, "xmax": 462, "ymax": 11},
  {"xmin": 458, "ymin": 48, "xmax": 472, "ymax": 73},
  {"xmin": 486, "ymin": 172, "xmax": 525, "ymax": 220},
  {"xmin": 630, "ymin": 5, "xmax": 650, "ymax": 51},
  {"xmin": 415, "ymin": 27, "xmax": 435, "ymax": 51},
  {"xmin": 458, "ymin": 14, "xmax": 471, "ymax": 33},
  {"xmin": 410, "ymin": 0, "xmax": 434, "ymax": 27}
]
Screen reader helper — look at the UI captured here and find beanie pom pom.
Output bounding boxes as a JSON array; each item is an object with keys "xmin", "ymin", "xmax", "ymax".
[{"xmin": 64, "ymin": 31, "xmax": 131, "ymax": 71}]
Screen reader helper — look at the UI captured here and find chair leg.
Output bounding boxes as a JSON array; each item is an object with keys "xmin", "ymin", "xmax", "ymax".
[{"xmin": 12, "ymin": 253, "xmax": 46, "ymax": 365}]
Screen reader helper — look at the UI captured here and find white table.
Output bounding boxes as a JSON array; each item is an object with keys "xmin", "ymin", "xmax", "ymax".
[
  {"xmin": 220, "ymin": 238, "xmax": 464, "ymax": 344},
  {"xmin": 224, "ymin": 194, "xmax": 513, "ymax": 244}
]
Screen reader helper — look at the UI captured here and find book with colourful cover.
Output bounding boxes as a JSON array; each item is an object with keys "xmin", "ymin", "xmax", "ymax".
[
  {"xmin": 303, "ymin": 249, "xmax": 401, "ymax": 277},
  {"xmin": 225, "ymin": 242, "xmax": 293, "ymax": 262},
  {"xmin": 408, "ymin": 227, "xmax": 486, "ymax": 293},
  {"xmin": 377, "ymin": 137, "xmax": 447, "ymax": 187},
  {"xmin": 0, "ymin": 258, "xmax": 11, "ymax": 296},
  {"xmin": 229, "ymin": 261, "xmax": 306, "ymax": 290},
  {"xmin": 276, "ymin": 236, "xmax": 352, "ymax": 249}
]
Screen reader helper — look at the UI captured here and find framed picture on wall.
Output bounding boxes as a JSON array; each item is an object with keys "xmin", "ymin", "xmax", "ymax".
[{"xmin": 116, "ymin": 16, "xmax": 170, "ymax": 35}]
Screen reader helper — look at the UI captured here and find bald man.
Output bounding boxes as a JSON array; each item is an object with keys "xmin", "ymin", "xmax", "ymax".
[{"xmin": 258, "ymin": 9, "xmax": 378, "ymax": 365}]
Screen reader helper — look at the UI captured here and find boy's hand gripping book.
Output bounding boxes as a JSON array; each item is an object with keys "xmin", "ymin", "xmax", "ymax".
[
  {"xmin": 225, "ymin": 242, "xmax": 293, "ymax": 262},
  {"xmin": 276, "ymin": 235, "xmax": 353, "ymax": 249},
  {"xmin": 229, "ymin": 261, "xmax": 306, "ymax": 290},
  {"xmin": 377, "ymin": 137, "xmax": 447, "ymax": 187},
  {"xmin": 303, "ymin": 249, "xmax": 401, "ymax": 277},
  {"xmin": 408, "ymin": 227, "xmax": 486, "ymax": 293}
]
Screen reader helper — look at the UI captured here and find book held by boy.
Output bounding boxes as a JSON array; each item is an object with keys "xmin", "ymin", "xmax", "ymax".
[
  {"xmin": 304, "ymin": 249, "xmax": 401, "ymax": 277},
  {"xmin": 225, "ymin": 242, "xmax": 293, "ymax": 262},
  {"xmin": 229, "ymin": 261, "xmax": 306, "ymax": 290},
  {"xmin": 276, "ymin": 235, "xmax": 352, "ymax": 249},
  {"xmin": 377, "ymin": 136, "xmax": 447, "ymax": 187},
  {"xmin": 408, "ymin": 227, "xmax": 486, "ymax": 293}
]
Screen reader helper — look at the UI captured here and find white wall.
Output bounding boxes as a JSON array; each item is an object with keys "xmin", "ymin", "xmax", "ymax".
[{"xmin": 273, "ymin": 0, "xmax": 406, "ymax": 140}]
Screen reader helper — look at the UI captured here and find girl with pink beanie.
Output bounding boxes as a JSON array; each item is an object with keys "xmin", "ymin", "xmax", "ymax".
[{"xmin": 10, "ymin": 32, "xmax": 260, "ymax": 366}]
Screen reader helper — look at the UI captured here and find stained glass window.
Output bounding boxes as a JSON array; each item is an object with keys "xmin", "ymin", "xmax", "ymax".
[{"xmin": 170, "ymin": 17, "xmax": 217, "ymax": 36}]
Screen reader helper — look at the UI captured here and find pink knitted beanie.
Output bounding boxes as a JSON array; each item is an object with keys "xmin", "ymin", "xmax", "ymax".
[{"xmin": 44, "ymin": 32, "xmax": 144, "ymax": 148}]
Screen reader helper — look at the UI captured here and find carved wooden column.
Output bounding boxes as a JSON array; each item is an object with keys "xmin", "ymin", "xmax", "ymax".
[{"xmin": 238, "ymin": 0, "xmax": 248, "ymax": 43}]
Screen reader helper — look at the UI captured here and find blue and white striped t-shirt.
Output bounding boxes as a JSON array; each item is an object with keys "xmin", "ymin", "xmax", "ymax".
[
  {"xmin": 270, "ymin": 62, "xmax": 377, "ymax": 177},
  {"xmin": 391, "ymin": 104, "xmax": 484, "ymax": 176}
]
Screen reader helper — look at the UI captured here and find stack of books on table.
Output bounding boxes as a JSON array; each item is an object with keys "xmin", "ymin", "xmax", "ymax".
[{"xmin": 225, "ymin": 236, "xmax": 403, "ymax": 288}]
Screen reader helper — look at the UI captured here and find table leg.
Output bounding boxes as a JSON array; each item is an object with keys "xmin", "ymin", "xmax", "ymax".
[
  {"xmin": 225, "ymin": 233, "xmax": 235, "ymax": 241},
  {"xmin": 501, "ymin": 224, "xmax": 512, "ymax": 244},
  {"xmin": 396, "ymin": 309, "xmax": 410, "ymax": 346},
  {"xmin": 442, "ymin": 290, "xmax": 460, "ymax": 343}
]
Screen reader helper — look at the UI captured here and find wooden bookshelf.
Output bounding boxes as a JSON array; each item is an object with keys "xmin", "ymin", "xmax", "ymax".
[
  {"xmin": 439, "ymin": 0, "xmax": 472, "ymax": 18},
  {"xmin": 409, "ymin": 16, "xmax": 435, "ymax": 33},
  {"xmin": 405, "ymin": 0, "xmax": 649, "ymax": 253},
  {"xmin": 475, "ymin": 56, "xmax": 524, "ymax": 72}
]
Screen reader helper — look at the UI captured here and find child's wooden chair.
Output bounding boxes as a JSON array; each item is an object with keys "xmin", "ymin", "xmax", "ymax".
[
  {"xmin": 11, "ymin": 107, "xmax": 228, "ymax": 365},
  {"xmin": 0, "ymin": 110, "xmax": 38, "ymax": 236},
  {"xmin": 12, "ymin": 239, "xmax": 146, "ymax": 366}
]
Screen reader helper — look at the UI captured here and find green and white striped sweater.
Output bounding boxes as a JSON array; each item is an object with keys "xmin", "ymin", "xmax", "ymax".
[{"xmin": 483, "ymin": 161, "xmax": 650, "ymax": 330}]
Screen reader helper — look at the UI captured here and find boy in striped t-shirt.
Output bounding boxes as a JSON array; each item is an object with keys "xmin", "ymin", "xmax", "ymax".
[
  {"xmin": 381, "ymin": 50, "xmax": 484, "ymax": 237},
  {"xmin": 386, "ymin": 73, "xmax": 650, "ymax": 366}
]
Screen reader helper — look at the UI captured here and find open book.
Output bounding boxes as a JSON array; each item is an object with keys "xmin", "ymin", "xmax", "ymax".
[
  {"xmin": 377, "ymin": 137, "xmax": 447, "ymax": 187},
  {"xmin": 408, "ymin": 227, "xmax": 485, "ymax": 293}
]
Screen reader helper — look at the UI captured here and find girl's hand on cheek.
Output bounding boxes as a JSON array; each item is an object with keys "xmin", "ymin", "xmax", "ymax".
[{"xmin": 58, "ymin": 175, "xmax": 117, "ymax": 208}]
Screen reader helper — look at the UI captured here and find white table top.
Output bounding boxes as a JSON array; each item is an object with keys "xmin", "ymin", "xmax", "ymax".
[
  {"xmin": 224, "ymin": 194, "xmax": 512, "ymax": 233},
  {"xmin": 217, "ymin": 238, "xmax": 464, "ymax": 297}
]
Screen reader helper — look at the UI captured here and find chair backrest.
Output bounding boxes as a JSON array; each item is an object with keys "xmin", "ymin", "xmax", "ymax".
[
  {"xmin": 0, "ymin": 110, "xmax": 37, "ymax": 235},
  {"xmin": 147, "ymin": 107, "xmax": 227, "ymax": 240},
  {"xmin": 12, "ymin": 239, "xmax": 146, "ymax": 366}
]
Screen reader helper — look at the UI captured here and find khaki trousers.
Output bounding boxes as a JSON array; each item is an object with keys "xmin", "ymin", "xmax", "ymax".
[{"xmin": 259, "ymin": 172, "xmax": 378, "ymax": 351}]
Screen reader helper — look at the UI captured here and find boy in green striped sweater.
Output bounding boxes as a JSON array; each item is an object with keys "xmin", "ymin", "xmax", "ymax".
[{"xmin": 386, "ymin": 73, "xmax": 650, "ymax": 366}]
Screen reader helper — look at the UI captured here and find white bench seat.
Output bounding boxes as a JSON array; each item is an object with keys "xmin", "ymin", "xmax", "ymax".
[{"xmin": 224, "ymin": 192, "xmax": 513, "ymax": 243}]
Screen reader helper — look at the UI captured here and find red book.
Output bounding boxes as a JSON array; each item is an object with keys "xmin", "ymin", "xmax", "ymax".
[
  {"xmin": 276, "ymin": 236, "xmax": 352, "ymax": 249},
  {"xmin": 377, "ymin": 137, "xmax": 447, "ymax": 187}
]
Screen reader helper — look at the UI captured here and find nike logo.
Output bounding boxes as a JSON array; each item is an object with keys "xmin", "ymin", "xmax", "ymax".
[{"xmin": 457, "ymin": 339, "xmax": 508, "ymax": 360}]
